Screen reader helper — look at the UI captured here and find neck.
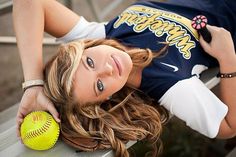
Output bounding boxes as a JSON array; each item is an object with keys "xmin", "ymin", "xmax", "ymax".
[{"xmin": 126, "ymin": 66, "xmax": 143, "ymax": 88}]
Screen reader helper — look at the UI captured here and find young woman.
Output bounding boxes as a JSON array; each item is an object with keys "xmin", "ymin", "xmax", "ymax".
[{"xmin": 13, "ymin": 0, "xmax": 236, "ymax": 156}]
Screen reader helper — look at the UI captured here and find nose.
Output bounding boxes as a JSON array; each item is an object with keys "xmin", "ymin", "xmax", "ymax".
[{"xmin": 98, "ymin": 62, "xmax": 113, "ymax": 77}]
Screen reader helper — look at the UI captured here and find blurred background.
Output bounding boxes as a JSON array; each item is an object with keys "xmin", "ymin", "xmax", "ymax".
[{"xmin": 0, "ymin": 0, "xmax": 235, "ymax": 156}]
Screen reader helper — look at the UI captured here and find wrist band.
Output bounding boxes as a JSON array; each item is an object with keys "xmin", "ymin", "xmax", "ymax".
[
  {"xmin": 22, "ymin": 79, "xmax": 44, "ymax": 91},
  {"xmin": 217, "ymin": 72, "xmax": 236, "ymax": 78}
]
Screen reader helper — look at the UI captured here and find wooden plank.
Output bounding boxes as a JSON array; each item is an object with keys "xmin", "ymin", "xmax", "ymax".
[
  {"xmin": 200, "ymin": 67, "xmax": 220, "ymax": 89},
  {"xmin": 0, "ymin": 36, "xmax": 59, "ymax": 45},
  {"xmin": 0, "ymin": 0, "xmax": 13, "ymax": 15}
]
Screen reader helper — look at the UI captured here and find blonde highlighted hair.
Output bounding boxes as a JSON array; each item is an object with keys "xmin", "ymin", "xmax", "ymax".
[{"xmin": 43, "ymin": 39, "xmax": 169, "ymax": 157}]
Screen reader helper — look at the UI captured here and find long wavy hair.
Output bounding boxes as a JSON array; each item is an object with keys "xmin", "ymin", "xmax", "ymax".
[{"xmin": 43, "ymin": 39, "xmax": 169, "ymax": 157}]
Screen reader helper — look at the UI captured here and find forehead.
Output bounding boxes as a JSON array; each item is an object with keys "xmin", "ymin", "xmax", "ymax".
[{"xmin": 85, "ymin": 44, "xmax": 120, "ymax": 54}]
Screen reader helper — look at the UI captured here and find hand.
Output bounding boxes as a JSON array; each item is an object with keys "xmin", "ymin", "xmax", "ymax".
[
  {"xmin": 199, "ymin": 25, "xmax": 235, "ymax": 63},
  {"xmin": 16, "ymin": 86, "xmax": 60, "ymax": 138}
]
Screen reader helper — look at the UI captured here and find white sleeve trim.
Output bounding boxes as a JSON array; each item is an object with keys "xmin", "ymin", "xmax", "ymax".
[
  {"xmin": 56, "ymin": 16, "xmax": 106, "ymax": 43},
  {"xmin": 159, "ymin": 76, "xmax": 228, "ymax": 138}
]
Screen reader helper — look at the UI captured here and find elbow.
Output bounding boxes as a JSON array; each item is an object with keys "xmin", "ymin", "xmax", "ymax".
[
  {"xmin": 216, "ymin": 131, "xmax": 236, "ymax": 139},
  {"xmin": 216, "ymin": 120, "xmax": 236, "ymax": 139}
]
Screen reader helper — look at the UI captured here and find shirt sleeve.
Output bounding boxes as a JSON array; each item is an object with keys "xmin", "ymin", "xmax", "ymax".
[
  {"xmin": 56, "ymin": 16, "xmax": 106, "ymax": 43},
  {"xmin": 159, "ymin": 76, "xmax": 228, "ymax": 138}
]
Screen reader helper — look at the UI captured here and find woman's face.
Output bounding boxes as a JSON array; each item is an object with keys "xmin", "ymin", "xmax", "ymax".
[{"xmin": 73, "ymin": 45, "xmax": 133, "ymax": 104}]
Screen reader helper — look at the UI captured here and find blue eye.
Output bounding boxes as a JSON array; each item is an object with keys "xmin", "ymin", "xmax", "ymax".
[
  {"xmin": 97, "ymin": 79, "xmax": 104, "ymax": 92},
  {"xmin": 86, "ymin": 57, "xmax": 94, "ymax": 68}
]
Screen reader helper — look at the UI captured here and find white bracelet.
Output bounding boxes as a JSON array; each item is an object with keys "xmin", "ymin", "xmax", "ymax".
[{"xmin": 22, "ymin": 79, "xmax": 44, "ymax": 91}]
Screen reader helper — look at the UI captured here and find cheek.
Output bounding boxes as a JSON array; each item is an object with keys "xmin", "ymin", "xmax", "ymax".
[
  {"xmin": 116, "ymin": 76, "xmax": 127, "ymax": 91},
  {"xmin": 122, "ymin": 53, "xmax": 133, "ymax": 73},
  {"xmin": 105, "ymin": 78, "xmax": 125, "ymax": 96},
  {"xmin": 123, "ymin": 52, "xmax": 132, "ymax": 64}
]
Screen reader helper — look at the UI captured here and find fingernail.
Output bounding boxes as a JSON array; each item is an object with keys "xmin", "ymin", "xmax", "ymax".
[{"xmin": 18, "ymin": 137, "xmax": 23, "ymax": 144}]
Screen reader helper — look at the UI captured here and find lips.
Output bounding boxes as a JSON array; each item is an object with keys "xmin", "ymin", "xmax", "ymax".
[{"xmin": 111, "ymin": 55, "xmax": 122, "ymax": 76}]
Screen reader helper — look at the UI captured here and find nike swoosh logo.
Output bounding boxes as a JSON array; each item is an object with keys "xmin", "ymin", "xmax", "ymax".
[{"xmin": 160, "ymin": 62, "xmax": 179, "ymax": 72}]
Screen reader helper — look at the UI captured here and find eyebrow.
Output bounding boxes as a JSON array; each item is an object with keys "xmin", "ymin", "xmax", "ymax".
[{"xmin": 81, "ymin": 56, "xmax": 98, "ymax": 97}]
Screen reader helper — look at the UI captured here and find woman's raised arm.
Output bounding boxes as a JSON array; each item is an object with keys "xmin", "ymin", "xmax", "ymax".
[
  {"xmin": 13, "ymin": 0, "xmax": 80, "ymax": 81},
  {"xmin": 199, "ymin": 25, "xmax": 236, "ymax": 138},
  {"xmin": 12, "ymin": 0, "xmax": 80, "ymax": 137}
]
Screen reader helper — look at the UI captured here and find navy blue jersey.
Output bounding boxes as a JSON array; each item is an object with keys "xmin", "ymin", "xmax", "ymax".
[{"xmin": 105, "ymin": 0, "xmax": 236, "ymax": 100}]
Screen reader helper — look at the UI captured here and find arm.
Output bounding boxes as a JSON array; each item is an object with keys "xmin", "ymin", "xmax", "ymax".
[
  {"xmin": 13, "ymin": 0, "xmax": 79, "ymax": 136},
  {"xmin": 199, "ymin": 25, "xmax": 236, "ymax": 138},
  {"xmin": 13, "ymin": 0, "xmax": 80, "ymax": 81}
]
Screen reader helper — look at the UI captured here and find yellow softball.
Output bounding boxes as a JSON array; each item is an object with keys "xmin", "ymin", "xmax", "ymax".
[{"xmin": 20, "ymin": 111, "xmax": 60, "ymax": 150}]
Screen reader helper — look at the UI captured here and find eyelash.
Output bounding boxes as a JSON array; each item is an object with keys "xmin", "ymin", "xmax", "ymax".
[{"xmin": 86, "ymin": 56, "xmax": 105, "ymax": 93}]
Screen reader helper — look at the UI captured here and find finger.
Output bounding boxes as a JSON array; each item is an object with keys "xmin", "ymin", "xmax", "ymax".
[
  {"xmin": 16, "ymin": 118, "xmax": 23, "ymax": 137},
  {"xmin": 46, "ymin": 102, "xmax": 61, "ymax": 123},
  {"xmin": 16, "ymin": 109, "xmax": 26, "ymax": 136},
  {"xmin": 16, "ymin": 125, "xmax": 20, "ymax": 137},
  {"xmin": 16, "ymin": 113, "xmax": 25, "ymax": 144},
  {"xmin": 17, "ymin": 111, "xmax": 25, "ymax": 120},
  {"xmin": 206, "ymin": 25, "xmax": 218, "ymax": 33},
  {"xmin": 16, "ymin": 126, "xmax": 23, "ymax": 144}
]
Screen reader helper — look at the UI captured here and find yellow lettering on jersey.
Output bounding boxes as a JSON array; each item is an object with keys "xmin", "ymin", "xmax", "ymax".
[
  {"xmin": 113, "ymin": 5, "xmax": 198, "ymax": 59},
  {"xmin": 130, "ymin": 5, "xmax": 198, "ymax": 39}
]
